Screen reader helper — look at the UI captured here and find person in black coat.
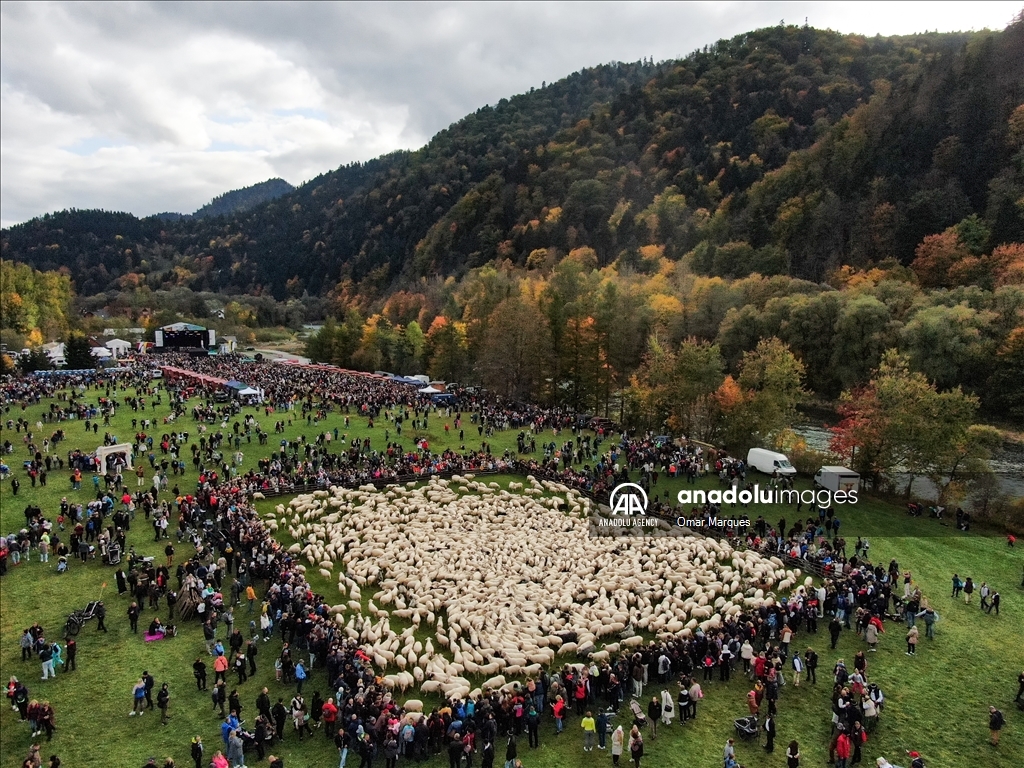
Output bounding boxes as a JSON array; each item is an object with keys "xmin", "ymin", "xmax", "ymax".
[
  {"xmin": 505, "ymin": 732, "xmax": 517, "ymax": 766},
  {"xmin": 763, "ymin": 713, "xmax": 776, "ymax": 752},
  {"xmin": 192, "ymin": 658, "xmax": 207, "ymax": 691},
  {"xmin": 447, "ymin": 735, "xmax": 464, "ymax": 768},
  {"xmin": 828, "ymin": 618, "xmax": 842, "ymax": 649},
  {"xmin": 189, "ymin": 736, "xmax": 203, "ymax": 768},
  {"xmin": 211, "ymin": 682, "xmax": 226, "ymax": 718},
  {"xmin": 63, "ymin": 638, "xmax": 76, "ymax": 672},
  {"xmin": 246, "ymin": 640, "xmax": 258, "ymax": 676},
  {"xmin": 272, "ymin": 698, "xmax": 288, "ymax": 742},
  {"xmin": 142, "ymin": 671, "xmax": 155, "ymax": 709},
  {"xmin": 253, "ymin": 716, "xmax": 268, "ymax": 760},
  {"xmin": 256, "ymin": 687, "xmax": 272, "ymax": 721},
  {"xmin": 804, "ymin": 648, "xmax": 818, "ymax": 685},
  {"xmin": 128, "ymin": 603, "xmax": 140, "ymax": 634},
  {"xmin": 475, "ymin": 735, "xmax": 491, "ymax": 768}
]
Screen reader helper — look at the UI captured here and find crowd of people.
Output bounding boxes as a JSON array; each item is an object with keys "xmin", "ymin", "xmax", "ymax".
[{"xmin": 1, "ymin": 354, "xmax": 1015, "ymax": 768}]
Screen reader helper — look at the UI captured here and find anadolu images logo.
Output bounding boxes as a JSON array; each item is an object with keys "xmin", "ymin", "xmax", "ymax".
[{"xmin": 609, "ymin": 482, "xmax": 648, "ymax": 516}]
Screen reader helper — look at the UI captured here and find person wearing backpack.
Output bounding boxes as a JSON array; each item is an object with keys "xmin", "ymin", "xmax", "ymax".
[
  {"xmin": 988, "ymin": 705, "xmax": 1005, "ymax": 745},
  {"xmin": 400, "ymin": 720, "xmax": 415, "ymax": 755},
  {"xmin": 525, "ymin": 705, "xmax": 540, "ymax": 748},
  {"xmin": 382, "ymin": 733, "xmax": 399, "ymax": 768}
]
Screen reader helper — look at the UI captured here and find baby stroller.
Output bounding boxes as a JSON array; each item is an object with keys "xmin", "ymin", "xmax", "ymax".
[
  {"xmin": 56, "ymin": 555, "xmax": 69, "ymax": 574},
  {"xmin": 734, "ymin": 715, "xmax": 759, "ymax": 741},
  {"xmin": 628, "ymin": 698, "xmax": 647, "ymax": 728}
]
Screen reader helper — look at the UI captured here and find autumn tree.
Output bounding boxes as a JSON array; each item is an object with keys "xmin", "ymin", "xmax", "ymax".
[
  {"xmin": 725, "ymin": 337, "xmax": 805, "ymax": 451},
  {"xmin": 425, "ymin": 316, "xmax": 469, "ymax": 383},
  {"xmin": 899, "ymin": 302, "xmax": 997, "ymax": 391},
  {"xmin": 830, "ymin": 350, "xmax": 990, "ymax": 497},
  {"xmin": 477, "ymin": 295, "xmax": 550, "ymax": 400}
]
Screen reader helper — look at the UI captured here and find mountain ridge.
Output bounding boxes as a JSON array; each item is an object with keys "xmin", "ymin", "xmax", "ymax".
[{"xmin": 3, "ymin": 21, "xmax": 1022, "ymax": 299}]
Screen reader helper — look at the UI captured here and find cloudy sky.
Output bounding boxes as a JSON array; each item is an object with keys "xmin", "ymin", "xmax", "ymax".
[{"xmin": 1, "ymin": 1, "xmax": 1018, "ymax": 227}]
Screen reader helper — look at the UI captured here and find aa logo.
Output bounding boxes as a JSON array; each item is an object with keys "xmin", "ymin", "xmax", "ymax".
[{"xmin": 609, "ymin": 483, "xmax": 648, "ymax": 516}]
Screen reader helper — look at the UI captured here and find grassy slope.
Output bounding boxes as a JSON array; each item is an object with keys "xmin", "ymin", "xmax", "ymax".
[{"xmin": 1, "ymin": 383, "xmax": 1021, "ymax": 768}]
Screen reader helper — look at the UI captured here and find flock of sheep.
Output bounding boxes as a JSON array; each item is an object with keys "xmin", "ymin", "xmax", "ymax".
[{"xmin": 259, "ymin": 476, "xmax": 799, "ymax": 703}]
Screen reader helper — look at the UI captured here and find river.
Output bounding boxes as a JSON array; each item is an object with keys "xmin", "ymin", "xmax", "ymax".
[{"xmin": 792, "ymin": 424, "xmax": 1024, "ymax": 501}]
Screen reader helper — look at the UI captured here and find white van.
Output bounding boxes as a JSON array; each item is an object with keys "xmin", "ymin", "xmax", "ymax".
[{"xmin": 746, "ymin": 448, "xmax": 797, "ymax": 477}]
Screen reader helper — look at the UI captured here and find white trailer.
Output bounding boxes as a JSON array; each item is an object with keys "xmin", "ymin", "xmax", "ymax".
[{"xmin": 814, "ymin": 466, "xmax": 860, "ymax": 492}]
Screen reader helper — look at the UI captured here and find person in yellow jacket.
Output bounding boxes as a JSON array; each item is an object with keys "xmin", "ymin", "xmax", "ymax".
[{"xmin": 581, "ymin": 710, "xmax": 597, "ymax": 752}]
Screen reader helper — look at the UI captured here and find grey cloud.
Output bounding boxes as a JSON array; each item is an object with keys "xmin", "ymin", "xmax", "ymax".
[{"xmin": 2, "ymin": 1, "xmax": 1016, "ymax": 226}]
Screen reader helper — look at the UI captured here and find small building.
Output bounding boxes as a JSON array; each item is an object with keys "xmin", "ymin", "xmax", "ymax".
[
  {"xmin": 218, "ymin": 335, "xmax": 238, "ymax": 355},
  {"xmin": 42, "ymin": 341, "xmax": 66, "ymax": 366}
]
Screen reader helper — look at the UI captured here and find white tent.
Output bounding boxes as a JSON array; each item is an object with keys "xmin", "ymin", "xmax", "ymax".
[
  {"xmin": 90, "ymin": 346, "xmax": 112, "ymax": 359},
  {"xmin": 238, "ymin": 387, "xmax": 263, "ymax": 402},
  {"xmin": 105, "ymin": 338, "xmax": 132, "ymax": 358},
  {"xmin": 418, "ymin": 385, "xmax": 443, "ymax": 394}
]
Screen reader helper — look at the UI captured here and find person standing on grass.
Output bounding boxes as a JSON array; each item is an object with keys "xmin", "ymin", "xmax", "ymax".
[
  {"xmin": 292, "ymin": 694, "xmax": 310, "ymax": 740},
  {"xmin": 192, "ymin": 658, "xmax": 207, "ymax": 691},
  {"xmin": 62, "ymin": 638, "xmax": 75, "ymax": 673},
  {"xmin": 272, "ymin": 698, "xmax": 287, "ymax": 741},
  {"xmin": 646, "ymin": 696, "xmax": 660, "ymax": 739},
  {"xmin": 130, "ymin": 678, "xmax": 146, "ymax": 716},
  {"xmin": 805, "ymin": 648, "xmax": 818, "ymax": 684},
  {"xmin": 829, "ymin": 617, "xmax": 842, "ymax": 649},
  {"xmin": 905, "ymin": 625, "xmax": 918, "ymax": 655},
  {"xmin": 834, "ymin": 727, "xmax": 851, "ymax": 768},
  {"xmin": 951, "ymin": 573, "xmax": 962, "ymax": 598},
  {"xmin": 628, "ymin": 725, "xmax": 644, "ymax": 768},
  {"xmin": 763, "ymin": 711, "xmax": 776, "ymax": 753},
  {"xmin": 189, "ymin": 736, "xmax": 203, "ymax": 768},
  {"xmin": 963, "ymin": 577, "xmax": 975, "ymax": 604},
  {"xmin": 227, "ymin": 730, "xmax": 244, "ymax": 768},
  {"xmin": 611, "ymin": 725, "xmax": 624, "ymax": 765},
  {"xmin": 39, "ymin": 645, "xmax": 54, "ymax": 681},
  {"xmin": 581, "ymin": 710, "xmax": 596, "ymax": 752},
  {"xmin": 157, "ymin": 683, "xmax": 170, "ymax": 725},
  {"xmin": 988, "ymin": 706, "xmax": 1004, "ymax": 746},
  {"xmin": 916, "ymin": 606, "xmax": 938, "ymax": 639},
  {"xmin": 786, "ymin": 739, "xmax": 800, "ymax": 768}
]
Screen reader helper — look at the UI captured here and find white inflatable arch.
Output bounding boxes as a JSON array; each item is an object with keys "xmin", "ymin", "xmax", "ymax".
[{"xmin": 95, "ymin": 443, "xmax": 134, "ymax": 475}]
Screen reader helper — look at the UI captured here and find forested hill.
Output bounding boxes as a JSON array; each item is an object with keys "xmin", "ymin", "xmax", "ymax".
[
  {"xmin": 3, "ymin": 21, "xmax": 1023, "ymax": 299},
  {"xmin": 192, "ymin": 178, "xmax": 295, "ymax": 219}
]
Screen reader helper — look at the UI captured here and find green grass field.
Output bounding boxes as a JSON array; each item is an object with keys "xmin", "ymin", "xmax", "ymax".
[{"xmin": 1, "ymin": 382, "xmax": 1022, "ymax": 768}]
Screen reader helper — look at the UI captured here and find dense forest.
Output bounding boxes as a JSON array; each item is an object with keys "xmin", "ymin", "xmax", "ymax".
[
  {"xmin": 2, "ymin": 21, "xmax": 1022, "ymax": 428},
  {"xmin": 4, "ymin": 22, "xmax": 1022, "ymax": 296}
]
